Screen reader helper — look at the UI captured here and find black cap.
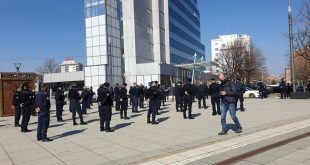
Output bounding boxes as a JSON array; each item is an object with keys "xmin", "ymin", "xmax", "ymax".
[
  {"xmin": 211, "ymin": 78, "xmax": 215, "ymax": 81},
  {"xmin": 123, "ymin": 83, "xmax": 127, "ymax": 86}
]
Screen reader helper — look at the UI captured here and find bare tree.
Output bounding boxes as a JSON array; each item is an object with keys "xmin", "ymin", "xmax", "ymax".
[
  {"xmin": 294, "ymin": 0, "xmax": 310, "ymax": 63},
  {"xmin": 36, "ymin": 57, "xmax": 60, "ymax": 75},
  {"xmin": 216, "ymin": 40, "xmax": 266, "ymax": 83}
]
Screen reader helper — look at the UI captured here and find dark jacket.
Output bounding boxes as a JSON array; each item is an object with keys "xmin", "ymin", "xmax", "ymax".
[
  {"xmin": 209, "ymin": 82, "xmax": 220, "ymax": 98},
  {"xmin": 119, "ymin": 87, "xmax": 128, "ymax": 101},
  {"xmin": 174, "ymin": 85, "xmax": 184, "ymax": 96},
  {"xmin": 35, "ymin": 90, "xmax": 51, "ymax": 111},
  {"xmin": 55, "ymin": 89, "xmax": 65, "ymax": 103},
  {"xmin": 97, "ymin": 87, "xmax": 113, "ymax": 106},
  {"xmin": 145, "ymin": 86, "xmax": 160, "ymax": 101},
  {"xmin": 68, "ymin": 88, "xmax": 81, "ymax": 101},
  {"xmin": 12, "ymin": 91, "xmax": 21, "ymax": 107},
  {"xmin": 235, "ymin": 81, "xmax": 246, "ymax": 96},
  {"xmin": 220, "ymin": 80, "xmax": 237, "ymax": 103},
  {"xmin": 129, "ymin": 86, "xmax": 139, "ymax": 96},
  {"xmin": 20, "ymin": 89, "xmax": 33, "ymax": 107},
  {"xmin": 183, "ymin": 83, "xmax": 195, "ymax": 96}
]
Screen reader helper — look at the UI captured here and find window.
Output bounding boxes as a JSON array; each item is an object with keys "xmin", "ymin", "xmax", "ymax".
[
  {"xmin": 148, "ymin": 43, "xmax": 153, "ymax": 52},
  {"xmin": 215, "ymin": 48, "xmax": 218, "ymax": 51},
  {"xmin": 147, "ymin": 25, "xmax": 153, "ymax": 41}
]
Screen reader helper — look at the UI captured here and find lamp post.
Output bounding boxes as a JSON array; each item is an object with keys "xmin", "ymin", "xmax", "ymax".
[
  {"xmin": 288, "ymin": 0, "xmax": 296, "ymax": 92},
  {"xmin": 14, "ymin": 63, "xmax": 21, "ymax": 77},
  {"xmin": 191, "ymin": 52, "xmax": 197, "ymax": 84}
]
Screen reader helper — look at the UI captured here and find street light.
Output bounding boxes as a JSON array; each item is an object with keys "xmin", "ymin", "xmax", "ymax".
[
  {"xmin": 191, "ymin": 52, "xmax": 198, "ymax": 84},
  {"xmin": 288, "ymin": 0, "xmax": 296, "ymax": 92},
  {"xmin": 14, "ymin": 63, "xmax": 21, "ymax": 78}
]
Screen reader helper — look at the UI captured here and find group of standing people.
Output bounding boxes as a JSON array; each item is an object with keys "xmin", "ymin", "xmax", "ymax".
[{"xmin": 12, "ymin": 72, "xmax": 247, "ymax": 142}]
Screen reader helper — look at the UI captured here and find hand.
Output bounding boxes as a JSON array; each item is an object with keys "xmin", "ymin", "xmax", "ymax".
[
  {"xmin": 12, "ymin": 106, "xmax": 15, "ymax": 109},
  {"xmin": 120, "ymin": 99, "xmax": 122, "ymax": 102},
  {"xmin": 220, "ymin": 91, "xmax": 226, "ymax": 96},
  {"xmin": 35, "ymin": 108, "xmax": 40, "ymax": 113},
  {"xmin": 20, "ymin": 103, "xmax": 24, "ymax": 107},
  {"xmin": 98, "ymin": 102, "xmax": 101, "ymax": 106}
]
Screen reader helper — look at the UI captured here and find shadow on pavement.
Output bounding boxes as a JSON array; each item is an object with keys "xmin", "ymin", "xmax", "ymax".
[
  {"xmin": 49, "ymin": 123, "xmax": 66, "ymax": 128},
  {"xmin": 157, "ymin": 117, "xmax": 170, "ymax": 123},
  {"xmin": 192, "ymin": 113, "xmax": 201, "ymax": 118},
  {"xmin": 50, "ymin": 128, "xmax": 88, "ymax": 140},
  {"xmin": 130, "ymin": 114, "xmax": 142, "ymax": 118},
  {"xmin": 87, "ymin": 118, "xmax": 100, "ymax": 124},
  {"xmin": 113, "ymin": 122, "xmax": 134, "ymax": 131}
]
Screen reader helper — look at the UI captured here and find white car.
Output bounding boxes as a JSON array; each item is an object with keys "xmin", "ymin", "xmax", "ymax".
[{"xmin": 243, "ymin": 88, "xmax": 260, "ymax": 98}]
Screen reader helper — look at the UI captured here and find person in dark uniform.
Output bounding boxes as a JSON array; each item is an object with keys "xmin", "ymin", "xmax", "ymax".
[
  {"xmin": 197, "ymin": 81, "xmax": 207, "ymax": 109},
  {"xmin": 235, "ymin": 78, "xmax": 246, "ymax": 111},
  {"xmin": 35, "ymin": 84, "xmax": 53, "ymax": 142},
  {"xmin": 218, "ymin": 73, "xmax": 242, "ymax": 135},
  {"xmin": 286, "ymin": 83, "xmax": 291, "ymax": 98},
  {"xmin": 88, "ymin": 87, "xmax": 94, "ymax": 108},
  {"xmin": 119, "ymin": 83, "xmax": 130, "ymax": 119},
  {"xmin": 307, "ymin": 81, "xmax": 310, "ymax": 95},
  {"xmin": 145, "ymin": 81, "xmax": 160, "ymax": 124},
  {"xmin": 68, "ymin": 85, "xmax": 87, "ymax": 126},
  {"xmin": 55, "ymin": 86, "xmax": 65, "ymax": 122},
  {"xmin": 12, "ymin": 88, "xmax": 22, "ymax": 127},
  {"xmin": 114, "ymin": 83, "xmax": 121, "ymax": 111},
  {"xmin": 129, "ymin": 83, "xmax": 140, "ymax": 113},
  {"xmin": 204, "ymin": 83, "xmax": 209, "ymax": 100},
  {"xmin": 174, "ymin": 82, "xmax": 184, "ymax": 112},
  {"xmin": 20, "ymin": 84, "xmax": 33, "ymax": 133},
  {"xmin": 97, "ymin": 83, "xmax": 114, "ymax": 132},
  {"xmin": 139, "ymin": 84, "xmax": 146, "ymax": 108},
  {"xmin": 155, "ymin": 82, "xmax": 162, "ymax": 115},
  {"xmin": 182, "ymin": 78, "xmax": 195, "ymax": 119},
  {"xmin": 209, "ymin": 78, "xmax": 221, "ymax": 116},
  {"xmin": 81, "ymin": 87, "xmax": 89, "ymax": 114},
  {"xmin": 279, "ymin": 79, "xmax": 287, "ymax": 99},
  {"xmin": 30, "ymin": 89, "xmax": 37, "ymax": 116}
]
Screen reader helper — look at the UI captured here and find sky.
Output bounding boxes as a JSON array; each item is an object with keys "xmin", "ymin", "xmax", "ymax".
[{"xmin": 0, "ymin": 0, "xmax": 303, "ymax": 75}]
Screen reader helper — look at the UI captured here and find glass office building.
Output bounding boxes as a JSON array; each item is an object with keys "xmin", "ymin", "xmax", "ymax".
[
  {"xmin": 84, "ymin": 0, "xmax": 123, "ymax": 90},
  {"xmin": 169, "ymin": 0, "xmax": 205, "ymax": 64}
]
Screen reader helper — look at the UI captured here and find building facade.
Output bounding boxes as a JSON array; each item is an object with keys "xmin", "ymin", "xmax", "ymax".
[
  {"xmin": 122, "ymin": 0, "xmax": 205, "ymax": 85},
  {"xmin": 59, "ymin": 58, "xmax": 83, "ymax": 73},
  {"xmin": 211, "ymin": 34, "xmax": 251, "ymax": 73},
  {"xmin": 84, "ymin": 0, "xmax": 205, "ymax": 87},
  {"xmin": 84, "ymin": 0, "xmax": 123, "ymax": 90}
]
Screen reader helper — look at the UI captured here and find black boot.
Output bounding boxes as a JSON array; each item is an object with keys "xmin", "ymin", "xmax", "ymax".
[
  {"xmin": 152, "ymin": 118, "xmax": 159, "ymax": 125},
  {"xmin": 147, "ymin": 116, "xmax": 151, "ymax": 124}
]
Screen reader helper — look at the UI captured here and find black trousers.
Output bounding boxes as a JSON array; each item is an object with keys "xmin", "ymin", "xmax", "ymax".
[
  {"xmin": 37, "ymin": 111, "xmax": 50, "ymax": 140},
  {"xmin": 131, "ymin": 96, "xmax": 138, "ymax": 112},
  {"xmin": 236, "ymin": 95, "xmax": 244, "ymax": 110},
  {"xmin": 21, "ymin": 106, "xmax": 31, "ymax": 131},
  {"xmin": 70, "ymin": 100, "xmax": 84, "ymax": 123},
  {"xmin": 139, "ymin": 96, "xmax": 144, "ymax": 108},
  {"xmin": 183, "ymin": 95, "xmax": 193, "ymax": 118},
  {"xmin": 115, "ymin": 96, "xmax": 120, "ymax": 111},
  {"xmin": 197, "ymin": 94, "xmax": 206, "ymax": 108},
  {"xmin": 147, "ymin": 100, "xmax": 157, "ymax": 122},
  {"xmin": 120, "ymin": 100, "xmax": 128, "ymax": 117},
  {"xmin": 56, "ymin": 101, "xmax": 64, "ymax": 120},
  {"xmin": 211, "ymin": 97, "xmax": 220, "ymax": 113},
  {"xmin": 99, "ymin": 106, "xmax": 112, "ymax": 129},
  {"xmin": 14, "ymin": 106, "xmax": 21, "ymax": 126},
  {"xmin": 175, "ymin": 95, "xmax": 183, "ymax": 111}
]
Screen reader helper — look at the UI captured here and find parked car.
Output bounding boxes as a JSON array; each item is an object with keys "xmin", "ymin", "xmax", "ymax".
[{"xmin": 243, "ymin": 87, "xmax": 260, "ymax": 98}]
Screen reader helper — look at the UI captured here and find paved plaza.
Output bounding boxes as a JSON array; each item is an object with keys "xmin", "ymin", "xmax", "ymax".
[{"xmin": 0, "ymin": 98, "xmax": 310, "ymax": 165}]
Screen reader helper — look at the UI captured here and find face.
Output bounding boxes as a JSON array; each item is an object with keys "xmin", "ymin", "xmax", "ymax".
[{"xmin": 219, "ymin": 73, "xmax": 225, "ymax": 81}]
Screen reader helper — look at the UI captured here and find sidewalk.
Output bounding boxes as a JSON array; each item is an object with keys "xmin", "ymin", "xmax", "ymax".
[{"xmin": 0, "ymin": 98, "xmax": 309, "ymax": 165}]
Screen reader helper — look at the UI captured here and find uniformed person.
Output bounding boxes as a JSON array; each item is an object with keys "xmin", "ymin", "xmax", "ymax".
[
  {"xmin": 139, "ymin": 84, "xmax": 146, "ymax": 108},
  {"xmin": 35, "ymin": 84, "xmax": 53, "ymax": 142},
  {"xmin": 20, "ymin": 84, "xmax": 33, "ymax": 132},
  {"xmin": 196, "ymin": 81, "xmax": 207, "ymax": 109},
  {"xmin": 209, "ymin": 78, "xmax": 221, "ymax": 116},
  {"xmin": 88, "ymin": 87, "xmax": 94, "ymax": 108},
  {"xmin": 182, "ymin": 78, "xmax": 195, "ymax": 119},
  {"xmin": 114, "ymin": 83, "xmax": 121, "ymax": 111},
  {"xmin": 12, "ymin": 88, "xmax": 22, "ymax": 127},
  {"xmin": 129, "ymin": 83, "xmax": 140, "ymax": 113},
  {"xmin": 145, "ymin": 81, "xmax": 160, "ymax": 124},
  {"xmin": 81, "ymin": 86, "xmax": 89, "ymax": 114},
  {"xmin": 119, "ymin": 83, "xmax": 130, "ymax": 119},
  {"xmin": 174, "ymin": 82, "xmax": 184, "ymax": 112},
  {"xmin": 55, "ymin": 86, "xmax": 65, "ymax": 122},
  {"xmin": 97, "ymin": 83, "xmax": 114, "ymax": 132},
  {"xmin": 235, "ymin": 78, "xmax": 246, "ymax": 111},
  {"xmin": 68, "ymin": 85, "xmax": 87, "ymax": 126}
]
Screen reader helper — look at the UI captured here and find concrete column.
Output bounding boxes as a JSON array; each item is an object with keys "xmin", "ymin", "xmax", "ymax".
[{"xmin": 152, "ymin": 0, "xmax": 161, "ymax": 63}]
